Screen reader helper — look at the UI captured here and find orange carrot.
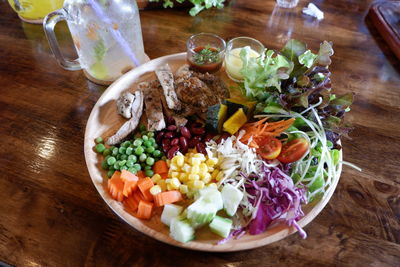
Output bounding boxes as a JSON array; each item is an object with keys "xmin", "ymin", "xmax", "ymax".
[
  {"xmin": 153, "ymin": 160, "xmax": 169, "ymax": 174},
  {"xmin": 138, "ymin": 177, "xmax": 154, "ymax": 201},
  {"xmin": 154, "ymin": 190, "xmax": 183, "ymax": 207},
  {"xmin": 159, "ymin": 173, "xmax": 168, "ymax": 180},
  {"xmin": 136, "ymin": 200, "xmax": 153, "ymax": 219},
  {"xmin": 120, "ymin": 170, "xmax": 139, "ymax": 197},
  {"xmin": 124, "ymin": 194, "xmax": 139, "ymax": 212},
  {"xmin": 107, "ymin": 174, "xmax": 125, "ymax": 202},
  {"xmin": 136, "ymin": 171, "xmax": 146, "ymax": 179}
]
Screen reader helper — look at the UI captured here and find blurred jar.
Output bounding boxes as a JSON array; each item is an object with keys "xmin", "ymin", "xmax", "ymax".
[{"xmin": 7, "ymin": 0, "xmax": 64, "ymax": 24}]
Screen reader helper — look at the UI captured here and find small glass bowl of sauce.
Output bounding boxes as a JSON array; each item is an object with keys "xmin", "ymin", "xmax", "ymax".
[{"xmin": 186, "ymin": 33, "xmax": 226, "ymax": 73}]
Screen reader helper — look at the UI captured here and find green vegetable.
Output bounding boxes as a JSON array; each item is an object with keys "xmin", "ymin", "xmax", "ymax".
[
  {"xmin": 126, "ymin": 147, "xmax": 133, "ymax": 155},
  {"xmin": 133, "ymin": 163, "xmax": 141, "ymax": 171},
  {"xmin": 169, "ymin": 218, "xmax": 195, "ymax": 243},
  {"xmin": 146, "ymin": 157, "xmax": 155, "ymax": 166},
  {"xmin": 107, "ymin": 170, "xmax": 114, "ymax": 178},
  {"xmin": 150, "ymin": 0, "xmax": 225, "ymax": 16},
  {"xmin": 95, "ymin": 143, "xmax": 105, "ymax": 153},
  {"xmin": 101, "ymin": 160, "xmax": 108, "ymax": 170},
  {"xmin": 102, "ymin": 148, "xmax": 111, "ymax": 157},
  {"xmin": 221, "ymin": 184, "xmax": 243, "ymax": 217},
  {"xmin": 107, "ymin": 156, "xmax": 116, "ymax": 166},
  {"xmin": 153, "ymin": 150, "xmax": 162, "ymax": 157},
  {"xmin": 128, "ymin": 155, "xmax": 137, "ymax": 163},
  {"xmin": 145, "ymin": 169, "xmax": 154, "ymax": 177},
  {"xmin": 135, "ymin": 146, "xmax": 145, "ymax": 155},
  {"xmin": 128, "ymin": 167, "xmax": 137, "ymax": 174},
  {"xmin": 95, "ymin": 137, "xmax": 103, "ymax": 144},
  {"xmin": 139, "ymin": 153, "xmax": 147, "ymax": 162},
  {"xmin": 146, "ymin": 146, "xmax": 155, "ymax": 154},
  {"xmin": 118, "ymin": 147, "xmax": 126, "ymax": 154},
  {"xmin": 205, "ymin": 103, "xmax": 228, "ymax": 133},
  {"xmin": 133, "ymin": 139, "xmax": 143, "ymax": 147},
  {"xmin": 209, "ymin": 216, "xmax": 232, "ymax": 238}
]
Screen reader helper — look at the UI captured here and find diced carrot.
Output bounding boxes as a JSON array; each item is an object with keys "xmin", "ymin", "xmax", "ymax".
[
  {"xmin": 153, "ymin": 160, "xmax": 169, "ymax": 174},
  {"xmin": 107, "ymin": 175, "xmax": 125, "ymax": 202},
  {"xmin": 121, "ymin": 170, "xmax": 139, "ymax": 197},
  {"xmin": 159, "ymin": 172, "xmax": 168, "ymax": 180},
  {"xmin": 124, "ymin": 194, "xmax": 139, "ymax": 212},
  {"xmin": 138, "ymin": 177, "xmax": 154, "ymax": 201},
  {"xmin": 136, "ymin": 200, "xmax": 153, "ymax": 219},
  {"xmin": 136, "ymin": 171, "xmax": 146, "ymax": 179},
  {"xmin": 111, "ymin": 171, "xmax": 121, "ymax": 180},
  {"xmin": 154, "ymin": 190, "xmax": 183, "ymax": 207}
]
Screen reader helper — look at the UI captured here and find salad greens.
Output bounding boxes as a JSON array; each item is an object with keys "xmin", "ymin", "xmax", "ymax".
[{"xmin": 149, "ymin": 0, "xmax": 225, "ymax": 16}]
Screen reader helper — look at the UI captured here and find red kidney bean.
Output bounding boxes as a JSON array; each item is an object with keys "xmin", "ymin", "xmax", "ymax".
[
  {"xmin": 167, "ymin": 145, "xmax": 180, "ymax": 159},
  {"xmin": 193, "ymin": 135, "xmax": 202, "ymax": 142},
  {"xmin": 164, "ymin": 131, "xmax": 175, "ymax": 139},
  {"xmin": 179, "ymin": 136, "xmax": 188, "ymax": 150},
  {"xmin": 167, "ymin": 125, "xmax": 177, "ymax": 131},
  {"xmin": 188, "ymin": 138, "xmax": 199, "ymax": 149},
  {"xmin": 162, "ymin": 138, "xmax": 171, "ymax": 146},
  {"xmin": 171, "ymin": 138, "xmax": 179, "ymax": 146},
  {"xmin": 196, "ymin": 143, "xmax": 207, "ymax": 155},
  {"xmin": 180, "ymin": 126, "xmax": 191, "ymax": 139},
  {"xmin": 191, "ymin": 122, "xmax": 203, "ymax": 129},
  {"xmin": 166, "ymin": 116, "xmax": 175, "ymax": 126},
  {"xmin": 204, "ymin": 132, "xmax": 216, "ymax": 142},
  {"xmin": 156, "ymin": 131, "xmax": 164, "ymax": 142},
  {"xmin": 162, "ymin": 143, "xmax": 171, "ymax": 153},
  {"xmin": 191, "ymin": 127, "xmax": 205, "ymax": 135},
  {"xmin": 181, "ymin": 146, "xmax": 188, "ymax": 154},
  {"xmin": 216, "ymin": 132, "xmax": 230, "ymax": 144}
]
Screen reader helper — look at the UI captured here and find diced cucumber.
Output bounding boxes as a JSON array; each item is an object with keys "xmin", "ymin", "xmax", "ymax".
[
  {"xmin": 221, "ymin": 184, "xmax": 244, "ymax": 216},
  {"xmin": 195, "ymin": 187, "xmax": 223, "ymax": 211},
  {"xmin": 161, "ymin": 204, "xmax": 183, "ymax": 227},
  {"xmin": 170, "ymin": 218, "xmax": 195, "ymax": 243},
  {"xmin": 209, "ymin": 216, "xmax": 232, "ymax": 238},
  {"xmin": 187, "ymin": 198, "xmax": 218, "ymax": 224}
]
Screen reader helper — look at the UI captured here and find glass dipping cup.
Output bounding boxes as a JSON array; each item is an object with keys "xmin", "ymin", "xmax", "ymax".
[
  {"xmin": 224, "ymin": 37, "xmax": 265, "ymax": 82},
  {"xmin": 186, "ymin": 33, "xmax": 226, "ymax": 73}
]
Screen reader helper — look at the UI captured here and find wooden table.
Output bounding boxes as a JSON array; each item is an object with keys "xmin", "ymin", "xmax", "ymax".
[{"xmin": 1, "ymin": 0, "xmax": 399, "ymax": 266}]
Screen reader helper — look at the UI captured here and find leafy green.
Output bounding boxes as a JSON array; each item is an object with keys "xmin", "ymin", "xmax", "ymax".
[
  {"xmin": 298, "ymin": 50, "xmax": 317, "ymax": 68},
  {"xmin": 93, "ymin": 39, "xmax": 106, "ymax": 62},
  {"xmin": 149, "ymin": 0, "xmax": 225, "ymax": 16}
]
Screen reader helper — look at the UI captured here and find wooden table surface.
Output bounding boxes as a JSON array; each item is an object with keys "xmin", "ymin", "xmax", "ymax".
[{"xmin": 1, "ymin": 0, "xmax": 399, "ymax": 266}]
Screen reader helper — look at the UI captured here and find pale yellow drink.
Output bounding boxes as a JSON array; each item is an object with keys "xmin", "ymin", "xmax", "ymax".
[
  {"xmin": 224, "ymin": 46, "xmax": 260, "ymax": 81},
  {"xmin": 8, "ymin": 0, "xmax": 64, "ymax": 22}
]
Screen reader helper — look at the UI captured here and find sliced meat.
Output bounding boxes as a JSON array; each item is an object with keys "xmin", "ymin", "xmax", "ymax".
[
  {"xmin": 116, "ymin": 92, "xmax": 135, "ymax": 119},
  {"xmin": 107, "ymin": 90, "xmax": 144, "ymax": 145},
  {"xmin": 159, "ymin": 91, "xmax": 188, "ymax": 127},
  {"xmin": 156, "ymin": 64, "xmax": 182, "ymax": 111},
  {"xmin": 143, "ymin": 81, "xmax": 166, "ymax": 131},
  {"xmin": 191, "ymin": 71, "xmax": 230, "ymax": 99}
]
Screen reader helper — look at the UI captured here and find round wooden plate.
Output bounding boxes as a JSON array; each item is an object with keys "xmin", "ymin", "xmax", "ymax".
[{"xmin": 84, "ymin": 52, "xmax": 343, "ymax": 252}]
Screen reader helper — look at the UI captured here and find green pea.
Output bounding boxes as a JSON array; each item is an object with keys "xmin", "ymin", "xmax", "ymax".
[
  {"xmin": 128, "ymin": 155, "xmax": 137, "ymax": 163},
  {"xmin": 161, "ymin": 156, "xmax": 167, "ymax": 161},
  {"xmin": 146, "ymin": 146, "xmax": 155, "ymax": 154},
  {"xmin": 101, "ymin": 160, "xmax": 109, "ymax": 170},
  {"xmin": 133, "ymin": 163, "xmax": 141, "ymax": 171},
  {"xmin": 119, "ymin": 147, "xmax": 127, "ymax": 154},
  {"xmin": 116, "ymin": 154, "xmax": 122, "ymax": 160},
  {"xmin": 126, "ymin": 147, "xmax": 133, "ymax": 155},
  {"xmin": 147, "ymin": 132, "xmax": 155, "ymax": 138},
  {"xmin": 143, "ymin": 140, "xmax": 152, "ymax": 147},
  {"xmin": 107, "ymin": 156, "xmax": 116, "ymax": 165},
  {"xmin": 95, "ymin": 143, "xmax": 105, "ymax": 153},
  {"xmin": 95, "ymin": 137, "xmax": 103, "ymax": 144},
  {"xmin": 144, "ymin": 165, "xmax": 152, "ymax": 170},
  {"xmin": 128, "ymin": 167, "xmax": 137, "ymax": 174},
  {"xmin": 139, "ymin": 124, "xmax": 146, "ymax": 132},
  {"xmin": 119, "ymin": 160, "xmax": 127, "ymax": 167},
  {"xmin": 112, "ymin": 147, "xmax": 119, "ymax": 156},
  {"xmin": 133, "ymin": 139, "xmax": 143, "ymax": 147},
  {"xmin": 107, "ymin": 170, "xmax": 115, "ymax": 178},
  {"xmin": 120, "ymin": 166, "xmax": 128, "ymax": 171},
  {"xmin": 120, "ymin": 154, "xmax": 128, "ymax": 160},
  {"xmin": 135, "ymin": 146, "xmax": 144, "ymax": 155},
  {"xmin": 113, "ymin": 162, "xmax": 120, "ymax": 170},
  {"xmin": 149, "ymin": 137, "xmax": 156, "ymax": 144},
  {"xmin": 153, "ymin": 143, "xmax": 159, "ymax": 149},
  {"xmin": 103, "ymin": 148, "xmax": 111, "ymax": 157},
  {"xmin": 145, "ymin": 169, "xmax": 154, "ymax": 177},
  {"xmin": 146, "ymin": 157, "xmax": 155, "ymax": 166},
  {"xmin": 121, "ymin": 141, "xmax": 131, "ymax": 148},
  {"xmin": 105, "ymin": 155, "xmax": 111, "ymax": 161},
  {"xmin": 142, "ymin": 135, "xmax": 149, "ymax": 141},
  {"xmin": 126, "ymin": 160, "xmax": 134, "ymax": 168},
  {"xmin": 139, "ymin": 153, "xmax": 147, "ymax": 162},
  {"xmin": 153, "ymin": 150, "xmax": 162, "ymax": 157},
  {"xmin": 109, "ymin": 165, "xmax": 115, "ymax": 172}
]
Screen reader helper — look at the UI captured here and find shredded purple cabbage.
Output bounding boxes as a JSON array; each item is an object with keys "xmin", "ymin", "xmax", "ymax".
[{"xmin": 244, "ymin": 164, "xmax": 308, "ymax": 239}]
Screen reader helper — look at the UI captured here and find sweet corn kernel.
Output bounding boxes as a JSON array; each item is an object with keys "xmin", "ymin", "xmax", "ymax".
[
  {"xmin": 202, "ymin": 172, "xmax": 212, "ymax": 184},
  {"xmin": 151, "ymin": 174, "xmax": 162, "ymax": 184},
  {"xmin": 192, "ymin": 180, "xmax": 205, "ymax": 189},
  {"xmin": 193, "ymin": 153, "xmax": 206, "ymax": 161},
  {"xmin": 179, "ymin": 173, "xmax": 188, "ymax": 182},
  {"xmin": 150, "ymin": 185, "xmax": 162, "ymax": 195},
  {"xmin": 182, "ymin": 163, "xmax": 191, "ymax": 173},
  {"xmin": 208, "ymin": 167, "xmax": 214, "ymax": 172},
  {"xmin": 166, "ymin": 159, "xmax": 171, "ymax": 167},
  {"xmin": 188, "ymin": 174, "xmax": 200, "ymax": 180},
  {"xmin": 171, "ymin": 171, "xmax": 180, "ymax": 178},
  {"xmin": 191, "ymin": 165, "xmax": 200, "ymax": 174},
  {"xmin": 175, "ymin": 155, "xmax": 185, "ymax": 167},
  {"xmin": 190, "ymin": 157, "xmax": 202, "ymax": 166},
  {"xmin": 165, "ymin": 178, "xmax": 172, "ymax": 184},
  {"xmin": 157, "ymin": 180, "xmax": 167, "ymax": 191},
  {"xmin": 170, "ymin": 178, "xmax": 181, "ymax": 189},
  {"xmin": 199, "ymin": 163, "xmax": 208, "ymax": 175},
  {"xmin": 167, "ymin": 184, "xmax": 174, "ymax": 191},
  {"xmin": 206, "ymin": 157, "xmax": 218, "ymax": 167},
  {"xmin": 211, "ymin": 169, "xmax": 219, "ymax": 179},
  {"xmin": 216, "ymin": 171, "xmax": 224, "ymax": 181},
  {"xmin": 179, "ymin": 184, "xmax": 189, "ymax": 194},
  {"xmin": 169, "ymin": 164, "xmax": 179, "ymax": 171}
]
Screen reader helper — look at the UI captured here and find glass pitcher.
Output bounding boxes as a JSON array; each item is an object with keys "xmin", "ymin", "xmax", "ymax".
[
  {"xmin": 8, "ymin": 0, "xmax": 64, "ymax": 24},
  {"xmin": 43, "ymin": 0, "xmax": 148, "ymax": 85}
]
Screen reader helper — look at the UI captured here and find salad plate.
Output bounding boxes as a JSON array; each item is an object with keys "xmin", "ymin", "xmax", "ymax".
[{"xmin": 84, "ymin": 52, "xmax": 343, "ymax": 252}]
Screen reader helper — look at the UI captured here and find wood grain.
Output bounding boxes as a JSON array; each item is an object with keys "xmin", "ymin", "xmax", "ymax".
[{"xmin": 0, "ymin": 0, "xmax": 399, "ymax": 265}]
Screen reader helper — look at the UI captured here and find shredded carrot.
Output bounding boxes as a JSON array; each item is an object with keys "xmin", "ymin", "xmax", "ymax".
[
  {"xmin": 154, "ymin": 190, "xmax": 183, "ymax": 207},
  {"xmin": 120, "ymin": 170, "xmax": 139, "ymax": 197},
  {"xmin": 136, "ymin": 200, "xmax": 153, "ymax": 219},
  {"xmin": 138, "ymin": 177, "xmax": 154, "ymax": 201},
  {"xmin": 153, "ymin": 160, "xmax": 169, "ymax": 174}
]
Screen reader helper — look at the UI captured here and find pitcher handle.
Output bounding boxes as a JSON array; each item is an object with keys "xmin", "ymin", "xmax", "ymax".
[{"xmin": 43, "ymin": 9, "xmax": 81, "ymax": 70}]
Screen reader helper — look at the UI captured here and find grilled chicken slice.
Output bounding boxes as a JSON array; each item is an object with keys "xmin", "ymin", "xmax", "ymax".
[
  {"xmin": 159, "ymin": 90, "xmax": 188, "ymax": 127},
  {"xmin": 116, "ymin": 92, "xmax": 135, "ymax": 119},
  {"xmin": 142, "ymin": 81, "xmax": 166, "ymax": 131},
  {"xmin": 107, "ymin": 90, "xmax": 144, "ymax": 145},
  {"xmin": 156, "ymin": 64, "xmax": 182, "ymax": 111}
]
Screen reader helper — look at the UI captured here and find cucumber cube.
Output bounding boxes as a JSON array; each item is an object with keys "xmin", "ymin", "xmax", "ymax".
[
  {"xmin": 170, "ymin": 218, "xmax": 195, "ymax": 243},
  {"xmin": 161, "ymin": 204, "xmax": 183, "ymax": 227},
  {"xmin": 209, "ymin": 216, "xmax": 232, "ymax": 238},
  {"xmin": 221, "ymin": 184, "xmax": 244, "ymax": 216}
]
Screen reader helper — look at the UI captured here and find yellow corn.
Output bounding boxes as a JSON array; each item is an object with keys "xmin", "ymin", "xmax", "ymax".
[
  {"xmin": 169, "ymin": 164, "xmax": 179, "ymax": 171},
  {"xmin": 208, "ymin": 167, "xmax": 215, "ymax": 172},
  {"xmin": 179, "ymin": 184, "xmax": 189, "ymax": 194},
  {"xmin": 199, "ymin": 163, "xmax": 208, "ymax": 176},
  {"xmin": 211, "ymin": 169, "xmax": 219, "ymax": 179},
  {"xmin": 190, "ymin": 165, "xmax": 200, "ymax": 174},
  {"xmin": 188, "ymin": 180, "xmax": 205, "ymax": 189},
  {"xmin": 166, "ymin": 159, "xmax": 171, "ymax": 167},
  {"xmin": 193, "ymin": 153, "xmax": 206, "ymax": 161},
  {"xmin": 176, "ymin": 155, "xmax": 185, "ymax": 167},
  {"xmin": 182, "ymin": 163, "xmax": 191, "ymax": 173},
  {"xmin": 157, "ymin": 179, "xmax": 167, "ymax": 191},
  {"xmin": 167, "ymin": 184, "xmax": 174, "ymax": 191},
  {"xmin": 179, "ymin": 173, "xmax": 188, "ymax": 182},
  {"xmin": 151, "ymin": 174, "xmax": 162, "ymax": 184},
  {"xmin": 190, "ymin": 157, "xmax": 202, "ymax": 166},
  {"xmin": 202, "ymin": 172, "xmax": 212, "ymax": 184},
  {"xmin": 150, "ymin": 185, "xmax": 162, "ymax": 195},
  {"xmin": 169, "ymin": 178, "xmax": 181, "ymax": 189},
  {"xmin": 165, "ymin": 178, "xmax": 172, "ymax": 184},
  {"xmin": 188, "ymin": 174, "xmax": 200, "ymax": 181},
  {"xmin": 171, "ymin": 171, "xmax": 180, "ymax": 178},
  {"xmin": 216, "ymin": 171, "xmax": 224, "ymax": 181}
]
